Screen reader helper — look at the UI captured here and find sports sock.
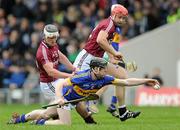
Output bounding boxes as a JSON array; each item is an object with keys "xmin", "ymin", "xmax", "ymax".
[
  {"xmin": 110, "ymin": 96, "xmax": 117, "ymax": 110},
  {"xmin": 36, "ymin": 119, "xmax": 46, "ymax": 125},
  {"xmin": 118, "ymin": 105, "xmax": 127, "ymax": 116},
  {"xmin": 14, "ymin": 114, "xmax": 26, "ymax": 123},
  {"xmin": 14, "ymin": 117, "xmax": 21, "ymax": 123},
  {"xmin": 20, "ymin": 114, "xmax": 26, "ymax": 123}
]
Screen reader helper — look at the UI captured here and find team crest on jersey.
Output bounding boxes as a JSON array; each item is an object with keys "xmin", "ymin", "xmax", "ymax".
[
  {"xmin": 90, "ymin": 85, "xmax": 95, "ymax": 89},
  {"xmin": 90, "ymin": 83, "xmax": 102, "ymax": 89},
  {"xmin": 52, "ymin": 51, "xmax": 59, "ymax": 59}
]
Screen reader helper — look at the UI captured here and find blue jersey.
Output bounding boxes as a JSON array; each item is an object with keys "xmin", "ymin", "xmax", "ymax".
[
  {"xmin": 62, "ymin": 69, "xmax": 115, "ymax": 101},
  {"xmin": 111, "ymin": 26, "xmax": 122, "ymax": 51},
  {"xmin": 103, "ymin": 26, "xmax": 122, "ymax": 60}
]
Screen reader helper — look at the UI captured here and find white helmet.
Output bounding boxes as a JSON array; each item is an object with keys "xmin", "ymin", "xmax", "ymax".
[{"xmin": 43, "ymin": 24, "xmax": 59, "ymax": 38}]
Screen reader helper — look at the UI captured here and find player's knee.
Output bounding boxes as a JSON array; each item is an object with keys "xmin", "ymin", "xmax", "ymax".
[
  {"xmin": 114, "ymin": 67, "xmax": 128, "ymax": 79},
  {"xmin": 39, "ymin": 111, "xmax": 51, "ymax": 120},
  {"xmin": 76, "ymin": 102, "xmax": 89, "ymax": 118},
  {"xmin": 61, "ymin": 119, "xmax": 71, "ymax": 125}
]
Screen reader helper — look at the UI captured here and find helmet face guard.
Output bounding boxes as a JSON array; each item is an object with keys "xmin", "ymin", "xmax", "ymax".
[
  {"xmin": 89, "ymin": 58, "xmax": 108, "ymax": 69},
  {"xmin": 43, "ymin": 24, "xmax": 59, "ymax": 39}
]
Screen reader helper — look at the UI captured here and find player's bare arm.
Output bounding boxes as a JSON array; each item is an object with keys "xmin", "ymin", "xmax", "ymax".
[
  {"xmin": 113, "ymin": 78, "xmax": 159, "ymax": 87},
  {"xmin": 43, "ymin": 62, "xmax": 72, "ymax": 78},
  {"xmin": 97, "ymin": 30, "xmax": 123, "ymax": 60},
  {"xmin": 55, "ymin": 78, "xmax": 72, "ymax": 105},
  {"xmin": 58, "ymin": 51, "xmax": 76, "ymax": 71},
  {"xmin": 55, "ymin": 78, "xmax": 72, "ymax": 98},
  {"xmin": 96, "ymin": 86, "xmax": 108, "ymax": 97}
]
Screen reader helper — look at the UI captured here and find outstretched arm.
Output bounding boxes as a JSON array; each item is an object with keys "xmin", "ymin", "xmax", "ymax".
[{"xmin": 112, "ymin": 78, "xmax": 159, "ymax": 87}]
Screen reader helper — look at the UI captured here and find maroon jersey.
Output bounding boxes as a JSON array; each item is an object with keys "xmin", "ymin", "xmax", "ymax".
[
  {"xmin": 36, "ymin": 40, "xmax": 59, "ymax": 82},
  {"xmin": 84, "ymin": 17, "xmax": 116, "ymax": 57}
]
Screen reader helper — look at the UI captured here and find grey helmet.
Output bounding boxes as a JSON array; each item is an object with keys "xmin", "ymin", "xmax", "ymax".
[
  {"xmin": 43, "ymin": 24, "xmax": 59, "ymax": 38},
  {"xmin": 89, "ymin": 58, "xmax": 108, "ymax": 69}
]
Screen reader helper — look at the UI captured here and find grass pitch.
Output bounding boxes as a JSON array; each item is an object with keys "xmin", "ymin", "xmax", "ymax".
[{"xmin": 0, "ymin": 104, "xmax": 180, "ymax": 130}]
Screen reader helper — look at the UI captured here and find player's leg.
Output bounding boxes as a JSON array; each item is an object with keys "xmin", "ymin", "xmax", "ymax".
[
  {"xmin": 105, "ymin": 62, "xmax": 126, "ymax": 115},
  {"xmin": 7, "ymin": 81, "xmax": 58, "ymax": 124},
  {"xmin": 29, "ymin": 107, "xmax": 58, "ymax": 120},
  {"xmin": 7, "ymin": 106, "xmax": 58, "ymax": 124},
  {"xmin": 75, "ymin": 101, "xmax": 97, "ymax": 124},
  {"xmin": 106, "ymin": 87, "xmax": 119, "ymax": 118},
  {"xmin": 34, "ymin": 107, "xmax": 71, "ymax": 125},
  {"xmin": 20, "ymin": 79, "xmax": 62, "ymax": 122},
  {"xmin": 45, "ymin": 107, "xmax": 71, "ymax": 125},
  {"xmin": 35, "ymin": 80, "xmax": 60, "ymax": 119},
  {"xmin": 106, "ymin": 63, "xmax": 141, "ymax": 121},
  {"xmin": 7, "ymin": 109, "xmax": 44, "ymax": 124},
  {"xmin": 24, "ymin": 82, "xmax": 59, "ymax": 121}
]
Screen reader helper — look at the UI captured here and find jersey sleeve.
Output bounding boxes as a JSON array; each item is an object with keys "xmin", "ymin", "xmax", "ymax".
[
  {"xmin": 70, "ymin": 76, "xmax": 82, "ymax": 85},
  {"xmin": 103, "ymin": 75, "xmax": 116, "ymax": 85},
  {"xmin": 65, "ymin": 78, "xmax": 73, "ymax": 86},
  {"xmin": 111, "ymin": 78, "xmax": 120, "ymax": 84}
]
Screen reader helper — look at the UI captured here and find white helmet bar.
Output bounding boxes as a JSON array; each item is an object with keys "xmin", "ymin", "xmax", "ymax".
[{"xmin": 43, "ymin": 24, "xmax": 59, "ymax": 38}]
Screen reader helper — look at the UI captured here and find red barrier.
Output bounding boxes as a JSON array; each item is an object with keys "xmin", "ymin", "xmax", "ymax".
[{"xmin": 135, "ymin": 87, "xmax": 180, "ymax": 106}]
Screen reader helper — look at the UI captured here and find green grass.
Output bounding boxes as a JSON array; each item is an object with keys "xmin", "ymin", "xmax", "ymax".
[{"xmin": 0, "ymin": 104, "xmax": 180, "ymax": 130}]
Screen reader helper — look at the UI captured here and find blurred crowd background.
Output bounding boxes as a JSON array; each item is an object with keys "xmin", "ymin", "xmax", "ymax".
[{"xmin": 0, "ymin": 0, "xmax": 180, "ymax": 92}]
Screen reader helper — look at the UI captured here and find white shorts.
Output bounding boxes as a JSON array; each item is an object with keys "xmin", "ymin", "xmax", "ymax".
[
  {"xmin": 61, "ymin": 101, "xmax": 76, "ymax": 110},
  {"xmin": 73, "ymin": 49, "xmax": 96, "ymax": 70},
  {"xmin": 40, "ymin": 78, "xmax": 64, "ymax": 101}
]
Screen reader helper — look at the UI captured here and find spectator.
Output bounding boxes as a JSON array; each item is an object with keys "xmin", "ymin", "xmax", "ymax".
[
  {"xmin": 6, "ymin": 29, "xmax": 20, "ymax": 54},
  {"xmin": 62, "ymin": 5, "xmax": 79, "ymax": 31},
  {"xmin": 0, "ymin": 50, "xmax": 12, "ymax": 88},
  {"xmin": 18, "ymin": 18, "xmax": 31, "ymax": 55},
  {"xmin": 51, "ymin": 0, "xmax": 64, "ymax": 24},
  {"xmin": 12, "ymin": 0, "xmax": 32, "ymax": 19},
  {"xmin": 0, "ymin": 0, "xmax": 179, "ymax": 90},
  {"xmin": 0, "ymin": 27, "xmax": 9, "ymax": 52},
  {"xmin": 57, "ymin": 26, "xmax": 70, "ymax": 56},
  {"xmin": 0, "ymin": 8, "xmax": 6, "ymax": 18},
  {"xmin": 23, "ymin": 66, "xmax": 39, "ymax": 90},
  {"xmin": 29, "ymin": 32, "xmax": 40, "ymax": 55},
  {"xmin": 6, "ymin": 14, "xmax": 19, "ymax": 31},
  {"xmin": 36, "ymin": 1, "xmax": 53, "ymax": 23},
  {"xmin": 66, "ymin": 39, "xmax": 80, "ymax": 63},
  {"xmin": 4, "ymin": 65, "xmax": 26, "ymax": 89}
]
